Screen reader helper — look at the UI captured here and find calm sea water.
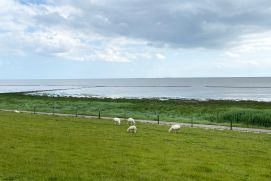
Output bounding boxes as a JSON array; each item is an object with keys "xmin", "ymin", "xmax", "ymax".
[{"xmin": 1, "ymin": 78, "xmax": 271, "ymax": 101}]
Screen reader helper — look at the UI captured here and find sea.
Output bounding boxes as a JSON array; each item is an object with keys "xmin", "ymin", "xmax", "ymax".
[{"xmin": 1, "ymin": 78, "xmax": 271, "ymax": 101}]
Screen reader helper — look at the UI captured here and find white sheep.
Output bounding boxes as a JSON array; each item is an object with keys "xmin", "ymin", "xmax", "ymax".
[
  {"xmin": 113, "ymin": 117, "xmax": 121, "ymax": 125},
  {"xmin": 14, "ymin": 110, "xmax": 20, "ymax": 113},
  {"xmin": 127, "ymin": 125, "xmax": 137, "ymax": 133},
  {"xmin": 127, "ymin": 117, "xmax": 135, "ymax": 125},
  {"xmin": 169, "ymin": 124, "xmax": 181, "ymax": 133}
]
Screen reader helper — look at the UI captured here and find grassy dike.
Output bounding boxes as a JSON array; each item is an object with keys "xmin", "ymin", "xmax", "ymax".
[
  {"xmin": 0, "ymin": 93, "xmax": 271, "ymax": 128},
  {"xmin": 0, "ymin": 111, "xmax": 271, "ymax": 180}
]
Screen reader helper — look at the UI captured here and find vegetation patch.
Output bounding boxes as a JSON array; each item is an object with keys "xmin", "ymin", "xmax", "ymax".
[
  {"xmin": 0, "ymin": 111, "xmax": 270, "ymax": 180},
  {"xmin": 0, "ymin": 93, "xmax": 271, "ymax": 128}
]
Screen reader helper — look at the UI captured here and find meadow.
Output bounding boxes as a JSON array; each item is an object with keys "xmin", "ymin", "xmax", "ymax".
[
  {"xmin": 0, "ymin": 93, "xmax": 271, "ymax": 128},
  {"xmin": 0, "ymin": 111, "xmax": 271, "ymax": 180}
]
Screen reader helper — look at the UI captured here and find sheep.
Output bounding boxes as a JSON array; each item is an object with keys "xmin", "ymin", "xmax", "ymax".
[
  {"xmin": 127, "ymin": 125, "xmax": 137, "ymax": 133},
  {"xmin": 14, "ymin": 110, "xmax": 20, "ymax": 113},
  {"xmin": 113, "ymin": 117, "xmax": 121, "ymax": 125},
  {"xmin": 169, "ymin": 124, "xmax": 181, "ymax": 133},
  {"xmin": 127, "ymin": 117, "xmax": 135, "ymax": 125}
]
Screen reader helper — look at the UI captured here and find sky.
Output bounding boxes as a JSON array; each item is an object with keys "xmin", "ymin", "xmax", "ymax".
[{"xmin": 1, "ymin": 0, "xmax": 271, "ymax": 79}]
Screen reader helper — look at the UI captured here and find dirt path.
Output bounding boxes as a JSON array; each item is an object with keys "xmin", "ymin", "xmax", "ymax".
[{"xmin": 1, "ymin": 109, "xmax": 271, "ymax": 134}]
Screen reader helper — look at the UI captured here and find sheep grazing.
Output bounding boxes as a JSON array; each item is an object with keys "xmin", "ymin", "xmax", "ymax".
[
  {"xmin": 113, "ymin": 117, "xmax": 121, "ymax": 125},
  {"xmin": 127, "ymin": 125, "xmax": 137, "ymax": 133},
  {"xmin": 169, "ymin": 124, "xmax": 181, "ymax": 133},
  {"xmin": 127, "ymin": 117, "xmax": 135, "ymax": 125},
  {"xmin": 14, "ymin": 110, "xmax": 20, "ymax": 113}
]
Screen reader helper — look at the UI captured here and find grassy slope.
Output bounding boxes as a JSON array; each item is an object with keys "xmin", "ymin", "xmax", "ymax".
[
  {"xmin": 1, "ymin": 93, "xmax": 271, "ymax": 127},
  {"xmin": 0, "ymin": 111, "xmax": 271, "ymax": 180}
]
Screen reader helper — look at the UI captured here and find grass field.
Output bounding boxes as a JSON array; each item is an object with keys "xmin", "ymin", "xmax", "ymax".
[
  {"xmin": 0, "ymin": 93, "xmax": 271, "ymax": 128},
  {"xmin": 0, "ymin": 111, "xmax": 270, "ymax": 180}
]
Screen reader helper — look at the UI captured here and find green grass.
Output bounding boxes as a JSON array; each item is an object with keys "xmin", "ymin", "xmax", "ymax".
[
  {"xmin": 0, "ymin": 111, "xmax": 271, "ymax": 180},
  {"xmin": 1, "ymin": 93, "xmax": 271, "ymax": 128}
]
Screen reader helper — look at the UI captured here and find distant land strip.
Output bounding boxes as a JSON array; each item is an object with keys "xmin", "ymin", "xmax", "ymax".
[
  {"xmin": 90, "ymin": 86, "xmax": 191, "ymax": 87},
  {"xmin": 0, "ymin": 85, "xmax": 191, "ymax": 87},
  {"xmin": 205, "ymin": 86, "xmax": 271, "ymax": 88}
]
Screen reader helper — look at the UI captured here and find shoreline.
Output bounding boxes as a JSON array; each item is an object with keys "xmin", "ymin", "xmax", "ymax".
[
  {"xmin": 25, "ymin": 92, "xmax": 271, "ymax": 103},
  {"xmin": 1, "ymin": 91, "xmax": 271, "ymax": 103}
]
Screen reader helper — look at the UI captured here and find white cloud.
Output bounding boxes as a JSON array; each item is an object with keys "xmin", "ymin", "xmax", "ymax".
[
  {"xmin": 0, "ymin": 0, "xmax": 162, "ymax": 62},
  {"xmin": 222, "ymin": 31, "xmax": 271, "ymax": 65},
  {"xmin": 0, "ymin": 0, "xmax": 271, "ymax": 65},
  {"xmin": 225, "ymin": 52, "xmax": 240, "ymax": 58},
  {"xmin": 231, "ymin": 31, "xmax": 271, "ymax": 53},
  {"xmin": 156, "ymin": 53, "xmax": 166, "ymax": 60}
]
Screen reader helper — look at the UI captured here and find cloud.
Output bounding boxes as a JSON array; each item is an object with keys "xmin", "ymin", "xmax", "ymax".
[
  {"xmin": 52, "ymin": 0, "xmax": 271, "ymax": 48},
  {"xmin": 156, "ymin": 53, "xmax": 166, "ymax": 60},
  {"xmin": 231, "ymin": 31, "xmax": 271, "ymax": 53},
  {"xmin": 0, "ymin": 0, "xmax": 271, "ymax": 62}
]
